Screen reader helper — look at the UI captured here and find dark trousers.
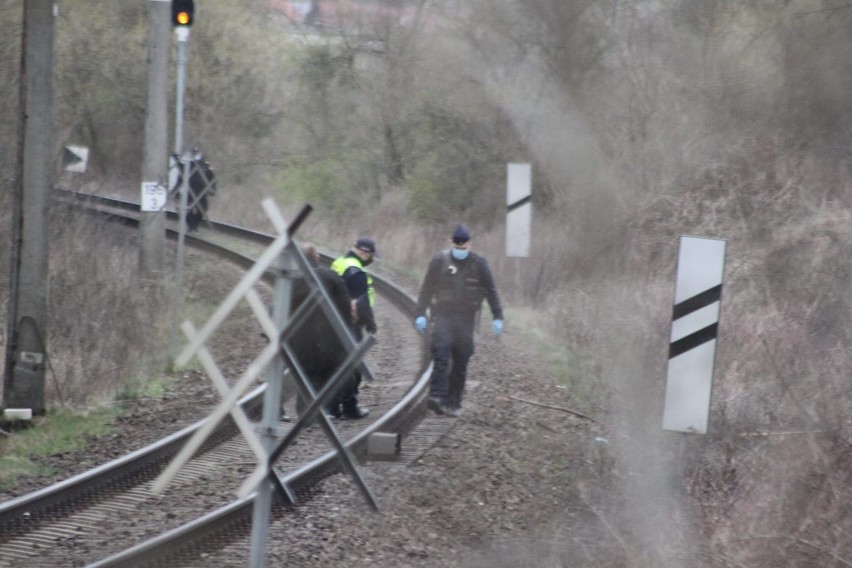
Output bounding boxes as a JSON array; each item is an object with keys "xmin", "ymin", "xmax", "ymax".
[
  {"xmin": 429, "ymin": 314, "xmax": 476, "ymax": 408},
  {"xmin": 337, "ymin": 324, "xmax": 364, "ymax": 413},
  {"xmin": 186, "ymin": 194, "xmax": 207, "ymax": 231},
  {"xmin": 294, "ymin": 365, "xmax": 340, "ymax": 418}
]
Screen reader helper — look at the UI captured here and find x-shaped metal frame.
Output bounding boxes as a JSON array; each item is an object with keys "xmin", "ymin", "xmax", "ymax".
[
  {"xmin": 152, "ymin": 199, "xmax": 307, "ymax": 496},
  {"xmin": 152, "ymin": 199, "xmax": 378, "ymax": 510},
  {"xmin": 261, "ymin": 202, "xmax": 379, "ymax": 508}
]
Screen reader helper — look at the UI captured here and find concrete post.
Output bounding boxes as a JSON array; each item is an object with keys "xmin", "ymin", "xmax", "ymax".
[
  {"xmin": 139, "ymin": 0, "xmax": 171, "ymax": 276},
  {"xmin": 3, "ymin": 0, "xmax": 54, "ymax": 414}
]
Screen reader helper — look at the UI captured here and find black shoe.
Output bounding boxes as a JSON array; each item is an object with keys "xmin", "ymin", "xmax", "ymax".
[
  {"xmin": 427, "ymin": 396, "xmax": 446, "ymax": 416},
  {"xmin": 341, "ymin": 406, "xmax": 370, "ymax": 420}
]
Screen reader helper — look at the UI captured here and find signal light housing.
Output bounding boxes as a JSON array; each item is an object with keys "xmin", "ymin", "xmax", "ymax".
[{"xmin": 172, "ymin": 0, "xmax": 194, "ymax": 27}]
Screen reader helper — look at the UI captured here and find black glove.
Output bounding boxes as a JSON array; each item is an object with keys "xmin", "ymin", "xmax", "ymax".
[{"xmin": 366, "ymin": 321, "xmax": 377, "ymax": 334}]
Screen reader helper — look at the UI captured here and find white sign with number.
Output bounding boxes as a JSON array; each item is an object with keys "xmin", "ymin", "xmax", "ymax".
[{"xmin": 141, "ymin": 181, "xmax": 166, "ymax": 211}]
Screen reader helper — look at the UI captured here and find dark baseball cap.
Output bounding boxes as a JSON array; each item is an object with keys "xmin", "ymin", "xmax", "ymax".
[
  {"xmin": 355, "ymin": 237, "xmax": 378, "ymax": 255},
  {"xmin": 452, "ymin": 224, "xmax": 471, "ymax": 244}
]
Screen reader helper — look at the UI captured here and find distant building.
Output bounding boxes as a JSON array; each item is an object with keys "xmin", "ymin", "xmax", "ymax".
[
  {"xmin": 268, "ymin": 0, "xmax": 319, "ymax": 25},
  {"xmin": 267, "ymin": 0, "xmax": 433, "ymax": 31}
]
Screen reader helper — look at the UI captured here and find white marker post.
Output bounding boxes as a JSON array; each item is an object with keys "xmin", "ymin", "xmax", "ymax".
[
  {"xmin": 506, "ymin": 163, "xmax": 532, "ymax": 257},
  {"xmin": 506, "ymin": 163, "xmax": 532, "ymax": 295},
  {"xmin": 662, "ymin": 236, "xmax": 726, "ymax": 435}
]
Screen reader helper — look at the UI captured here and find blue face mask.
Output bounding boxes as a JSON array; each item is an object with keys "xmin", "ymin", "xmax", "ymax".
[{"xmin": 451, "ymin": 248, "xmax": 469, "ymax": 260}]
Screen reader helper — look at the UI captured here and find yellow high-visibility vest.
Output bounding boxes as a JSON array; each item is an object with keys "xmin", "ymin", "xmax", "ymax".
[{"xmin": 331, "ymin": 255, "xmax": 374, "ymax": 306}]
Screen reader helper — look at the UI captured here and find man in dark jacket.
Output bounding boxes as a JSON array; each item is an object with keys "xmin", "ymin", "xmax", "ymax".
[
  {"xmin": 286, "ymin": 243, "xmax": 355, "ymax": 419},
  {"xmin": 414, "ymin": 224, "xmax": 503, "ymax": 417},
  {"xmin": 178, "ymin": 147, "xmax": 217, "ymax": 232}
]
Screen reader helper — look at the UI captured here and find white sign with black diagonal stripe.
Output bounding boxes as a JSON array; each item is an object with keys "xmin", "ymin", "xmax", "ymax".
[
  {"xmin": 506, "ymin": 163, "xmax": 531, "ymax": 258},
  {"xmin": 662, "ymin": 236, "xmax": 726, "ymax": 434}
]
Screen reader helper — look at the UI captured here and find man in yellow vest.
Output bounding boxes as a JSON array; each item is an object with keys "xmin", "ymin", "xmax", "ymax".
[{"xmin": 330, "ymin": 237, "xmax": 378, "ymax": 419}]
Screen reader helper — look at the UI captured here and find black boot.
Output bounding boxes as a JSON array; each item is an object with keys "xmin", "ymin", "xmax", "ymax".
[
  {"xmin": 341, "ymin": 404, "xmax": 370, "ymax": 420},
  {"xmin": 326, "ymin": 403, "xmax": 342, "ymax": 419}
]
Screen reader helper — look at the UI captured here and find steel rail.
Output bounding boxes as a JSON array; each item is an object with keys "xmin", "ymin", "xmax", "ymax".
[
  {"xmin": 53, "ymin": 189, "xmax": 420, "ymax": 305},
  {"xmin": 89, "ymin": 367, "xmax": 431, "ymax": 568},
  {"xmin": 0, "ymin": 386, "xmax": 266, "ymax": 536}
]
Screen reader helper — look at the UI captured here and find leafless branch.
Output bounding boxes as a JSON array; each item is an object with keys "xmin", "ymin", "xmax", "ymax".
[{"xmin": 509, "ymin": 395, "xmax": 601, "ymax": 425}]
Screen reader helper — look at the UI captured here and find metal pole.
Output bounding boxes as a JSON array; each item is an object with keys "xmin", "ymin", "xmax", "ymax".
[
  {"xmin": 676, "ymin": 432, "xmax": 688, "ymax": 493},
  {"xmin": 168, "ymin": 26, "xmax": 190, "ymax": 361},
  {"xmin": 513, "ymin": 257, "xmax": 522, "ymax": 299},
  {"xmin": 173, "ymin": 27, "xmax": 188, "ymax": 158},
  {"xmin": 249, "ymin": 249, "xmax": 295, "ymax": 568}
]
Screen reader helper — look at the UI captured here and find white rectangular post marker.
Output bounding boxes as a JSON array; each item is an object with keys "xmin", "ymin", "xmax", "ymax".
[
  {"xmin": 506, "ymin": 163, "xmax": 532, "ymax": 258},
  {"xmin": 662, "ymin": 236, "xmax": 726, "ymax": 435}
]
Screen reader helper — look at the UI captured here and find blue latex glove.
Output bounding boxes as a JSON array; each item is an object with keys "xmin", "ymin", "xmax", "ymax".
[
  {"xmin": 415, "ymin": 316, "xmax": 427, "ymax": 334},
  {"xmin": 492, "ymin": 319, "xmax": 503, "ymax": 337}
]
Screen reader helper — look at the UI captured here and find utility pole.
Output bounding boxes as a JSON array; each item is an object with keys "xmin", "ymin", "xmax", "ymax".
[
  {"xmin": 139, "ymin": 0, "xmax": 172, "ymax": 276},
  {"xmin": 3, "ymin": 0, "xmax": 55, "ymax": 414}
]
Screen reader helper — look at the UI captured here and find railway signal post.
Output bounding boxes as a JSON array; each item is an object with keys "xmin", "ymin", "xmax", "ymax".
[{"xmin": 168, "ymin": 0, "xmax": 194, "ymax": 359}]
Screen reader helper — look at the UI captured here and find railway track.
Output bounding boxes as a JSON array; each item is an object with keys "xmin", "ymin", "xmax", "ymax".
[{"xmin": 0, "ymin": 190, "xmax": 455, "ymax": 567}]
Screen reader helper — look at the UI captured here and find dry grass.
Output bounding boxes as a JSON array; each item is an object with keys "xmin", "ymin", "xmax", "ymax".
[
  {"xmin": 533, "ymin": 147, "xmax": 852, "ymax": 566},
  {"xmin": 45, "ymin": 204, "xmax": 168, "ymax": 407}
]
